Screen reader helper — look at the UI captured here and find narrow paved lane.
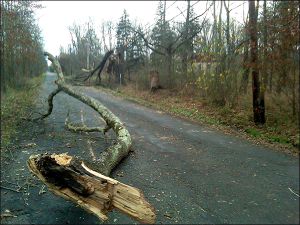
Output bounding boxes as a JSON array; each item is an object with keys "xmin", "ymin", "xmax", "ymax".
[{"xmin": 1, "ymin": 72, "xmax": 299, "ymax": 224}]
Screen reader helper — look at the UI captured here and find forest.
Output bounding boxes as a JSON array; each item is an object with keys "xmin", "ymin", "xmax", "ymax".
[
  {"xmin": 1, "ymin": 1, "xmax": 299, "ymax": 151},
  {"xmin": 55, "ymin": 1, "xmax": 299, "ymax": 150},
  {"xmin": 1, "ymin": 1, "xmax": 47, "ymax": 92}
]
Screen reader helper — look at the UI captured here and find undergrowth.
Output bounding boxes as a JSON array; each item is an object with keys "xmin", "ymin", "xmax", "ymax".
[{"xmin": 1, "ymin": 73, "xmax": 46, "ymax": 154}]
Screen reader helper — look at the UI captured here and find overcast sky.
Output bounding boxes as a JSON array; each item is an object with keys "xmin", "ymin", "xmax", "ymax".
[{"xmin": 36, "ymin": 1, "xmax": 248, "ymax": 58}]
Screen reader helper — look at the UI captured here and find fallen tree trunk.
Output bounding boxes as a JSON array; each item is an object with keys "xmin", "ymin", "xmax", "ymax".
[
  {"xmin": 27, "ymin": 153, "xmax": 155, "ymax": 224},
  {"xmin": 42, "ymin": 51, "xmax": 131, "ymax": 176},
  {"xmin": 64, "ymin": 50, "xmax": 114, "ymax": 86},
  {"xmin": 25, "ymin": 52, "xmax": 155, "ymax": 224},
  {"xmin": 84, "ymin": 50, "xmax": 114, "ymax": 82}
]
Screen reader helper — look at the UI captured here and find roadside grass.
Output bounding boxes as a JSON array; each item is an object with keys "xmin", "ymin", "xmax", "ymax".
[
  {"xmin": 26, "ymin": 73, "xmax": 46, "ymax": 85},
  {"xmin": 96, "ymin": 82, "xmax": 299, "ymax": 156},
  {"xmin": 1, "ymin": 73, "xmax": 46, "ymax": 155}
]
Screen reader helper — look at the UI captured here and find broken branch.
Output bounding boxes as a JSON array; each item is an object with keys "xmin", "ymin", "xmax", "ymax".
[
  {"xmin": 27, "ymin": 153, "xmax": 155, "ymax": 224},
  {"xmin": 65, "ymin": 111, "xmax": 111, "ymax": 134},
  {"xmin": 21, "ymin": 88, "xmax": 61, "ymax": 121}
]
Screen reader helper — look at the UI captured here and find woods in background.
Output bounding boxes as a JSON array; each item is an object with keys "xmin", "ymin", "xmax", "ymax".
[
  {"xmin": 56, "ymin": 1, "xmax": 299, "ymax": 124},
  {"xmin": 0, "ymin": 1, "xmax": 47, "ymax": 93},
  {"xmin": 1, "ymin": 1, "xmax": 298, "ymax": 124}
]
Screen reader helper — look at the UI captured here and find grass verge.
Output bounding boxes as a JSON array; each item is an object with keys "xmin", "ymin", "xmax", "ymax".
[{"xmin": 1, "ymin": 73, "xmax": 46, "ymax": 154}]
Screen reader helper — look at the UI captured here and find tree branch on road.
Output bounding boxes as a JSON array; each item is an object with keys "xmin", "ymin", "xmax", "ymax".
[
  {"xmin": 25, "ymin": 52, "xmax": 155, "ymax": 224},
  {"xmin": 21, "ymin": 88, "xmax": 61, "ymax": 121}
]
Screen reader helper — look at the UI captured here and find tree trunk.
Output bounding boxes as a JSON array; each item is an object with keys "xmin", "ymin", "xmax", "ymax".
[
  {"xmin": 240, "ymin": 24, "xmax": 249, "ymax": 94},
  {"xmin": 25, "ymin": 52, "xmax": 155, "ymax": 224},
  {"xmin": 119, "ymin": 47, "xmax": 125, "ymax": 85},
  {"xmin": 224, "ymin": 0, "xmax": 230, "ymax": 67},
  {"xmin": 182, "ymin": 0, "xmax": 191, "ymax": 82},
  {"xmin": 262, "ymin": 0, "xmax": 268, "ymax": 90},
  {"xmin": 212, "ymin": 1, "xmax": 216, "ymax": 56},
  {"xmin": 249, "ymin": 1, "xmax": 265, "ymax": 124},
  {"xmin": 84, "ymin": 50, "xmax": 114, "ymax": 83},
  {"xmin": 166, "ymin": 45, "xmax": 173, "ymax": 89}
]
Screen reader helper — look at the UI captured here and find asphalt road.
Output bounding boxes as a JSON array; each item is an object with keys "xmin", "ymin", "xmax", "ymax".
[{"xmin": 1, "ymin": 72, "xmax": 299, "ymax": 224}]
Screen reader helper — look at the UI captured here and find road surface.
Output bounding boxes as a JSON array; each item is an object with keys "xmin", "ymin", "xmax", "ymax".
[{"xmin": 1, "ymin": 72, "xmax": 299, "ymax": 224}]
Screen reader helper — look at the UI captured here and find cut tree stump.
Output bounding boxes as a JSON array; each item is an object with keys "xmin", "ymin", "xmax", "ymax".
[{"xmin": 27, "ymin": 153, "xmax": 155, "ymax": 224}]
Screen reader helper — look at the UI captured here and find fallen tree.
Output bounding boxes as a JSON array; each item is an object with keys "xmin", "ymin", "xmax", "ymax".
[
  {"xmin": 83, "ymin": 50, "xmax": 114, "ymax": 84},
  {"xmin": 65, "ymin": 50, "xmax": 114, "ymax": 86},
  {"xmin": 25, "ymin": 52, "xmax": 155, "ymax": 224}
]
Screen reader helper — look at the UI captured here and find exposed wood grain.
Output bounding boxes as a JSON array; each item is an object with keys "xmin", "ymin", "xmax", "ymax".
[{"xmin": 27, "ymin": 153, "xmax": 155, "ymax": 224}]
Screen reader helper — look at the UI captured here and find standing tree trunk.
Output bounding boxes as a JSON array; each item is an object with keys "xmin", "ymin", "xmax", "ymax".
[
  {"xmin": 182, "ymin": 0, "xmax": 191, "ymax": 82},
  {"xmin": 119, "ymin": 47, "xmax": 125, "ymax": 86},
  {"xmin": 262, "ymin": 0, "xmax": 268, "ymax": 90},
  {"xmin": 223, "ymin": 0, "xmax": 231, "ymax": 70},
  {"xmin": 240, "ymin": 22, "xmax": 250, "ymax": 94},
  {"xmin": 212, "ymin": 1, "xmax": 217, "ymax": 56},
  {"xmin": 249, "ymin": 1, "xmax": 265, "ymax": 124},
  {"xmin": 166, "ymin": 45, "xmax": 173, "ymax": 89}
]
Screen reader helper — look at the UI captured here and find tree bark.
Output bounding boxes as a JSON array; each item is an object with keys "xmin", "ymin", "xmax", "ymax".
[
  {"xmin": 25, "ymin": 52, "xmax": 155, "ymax": 223},
  {"xmin": 249, "ymin": 1, "xmax": 265, "ymax": 124},
  {"xmin": 166, "ymin": 45, "xmax": 173, "ymax": 89},
  {"xmin": 223, "ymin": 0, "xmax": 231, "ymax": 62},
  {"xmin": 262, "ymin": 0, "xmax": 268, "ymax": 90},
  {"xmin": 240, "ymin": 22, "xmax": 250, "ymax": 94},
  {"xmin": 117, "ymin": 46, "xmax": 125, "ymax": 85},
  {"xmin": 182, "ymin": 0, "xmax": 191, "ymax": 82}
]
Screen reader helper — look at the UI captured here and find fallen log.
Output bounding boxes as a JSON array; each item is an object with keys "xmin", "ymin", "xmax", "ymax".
[
  {"xmin": 44, "ymin": 51, "xmax": 131, "ymax": 176},
  {"xmin": 27, "ymin": 153, "xmax": 155, "ymax": 224},
  {"xmin": 24, "ymin": 52, "xmax": 155, "ymax": 224}
]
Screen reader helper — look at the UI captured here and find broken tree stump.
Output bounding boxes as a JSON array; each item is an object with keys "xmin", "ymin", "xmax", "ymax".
[
  {"xmin": 27, "ymin": 153, "xmax": 155, "ymax": 224},
  {"xmin": 148, "ymin": 70, "xmax": 161, "ymax": 92}
]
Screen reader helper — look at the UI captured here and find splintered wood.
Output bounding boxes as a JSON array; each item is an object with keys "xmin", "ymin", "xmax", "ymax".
[
  {"xmin": 50, "ymin": 152, "xmax": 72, "ymax": 165},
  {"xmin": 26, "ymin": 153, "xmax": 155, "ymax": 224}
]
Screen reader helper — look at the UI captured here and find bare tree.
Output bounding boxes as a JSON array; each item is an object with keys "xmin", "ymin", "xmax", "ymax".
[{"xmin": 130, "ymin": 2, "xmax": 212, "ymax": 89}]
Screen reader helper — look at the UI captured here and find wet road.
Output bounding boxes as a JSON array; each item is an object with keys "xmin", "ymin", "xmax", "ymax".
[{"xmin": 1, "ymin": 72, "xmax": 299, "ymax": 224}]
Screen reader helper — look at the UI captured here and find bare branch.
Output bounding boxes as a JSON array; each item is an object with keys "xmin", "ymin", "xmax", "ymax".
[
  {"xmin": 267, "ymin": 11, "xmax": 300, "ymax": 28},
  {"xmin": 21, "ymin": 88, "xmax": 61, "ymax": 121},
  {"xmin": 229, "ymin": 2, "xmax": 246, "ymax": 13},
  {"xmin": 128, "ymin": 27, "xmax": 166, "ymax": 56},
  {"xmin": 189, "ymin": 2, "xmax": 213, "ymax": 23},
  {"xmin": 65, "ymin": 111, "xmax": 111, "ymax": 134}
]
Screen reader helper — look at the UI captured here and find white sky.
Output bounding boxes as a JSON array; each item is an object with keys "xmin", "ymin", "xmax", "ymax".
[{"xmin": 36, "ymin": 1, "xmax": 248, "ymax": 57}]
